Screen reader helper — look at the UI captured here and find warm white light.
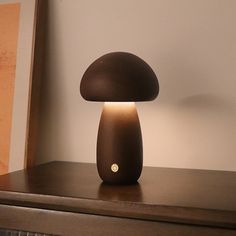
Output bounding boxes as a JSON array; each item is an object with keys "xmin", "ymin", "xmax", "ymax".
[
  {"xmin": 104, "ymin": 102, "xmax": 135, "ymax": 112},
  {"xmin": 103, "ymin": 102, "xmax": 137, "ymax": 117},
  {"xmin": 104, "ymin": 102, "xmax": 135, "ymax": 107}
]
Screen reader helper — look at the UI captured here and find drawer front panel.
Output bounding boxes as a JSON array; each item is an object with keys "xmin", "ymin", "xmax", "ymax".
[{"xmin": 0, "ymin": 204, "xmax": 235, "ymax": 236}]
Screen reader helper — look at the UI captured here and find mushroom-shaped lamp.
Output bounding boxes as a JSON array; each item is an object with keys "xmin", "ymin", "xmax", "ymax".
[{"xmin": 80, "ymin": 52, "xmax": 159, "ymax": 184}]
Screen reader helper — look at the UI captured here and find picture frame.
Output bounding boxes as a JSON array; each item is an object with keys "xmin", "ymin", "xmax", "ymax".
[{"xmin": 0, "ymin": 0, "xmax": 45, "ymax": 174}]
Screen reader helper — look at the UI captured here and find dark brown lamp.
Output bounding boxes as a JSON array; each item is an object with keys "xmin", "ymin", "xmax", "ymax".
[{"xmin": 80, "ymin": 52, "xmax": 159, "ymax": 184}]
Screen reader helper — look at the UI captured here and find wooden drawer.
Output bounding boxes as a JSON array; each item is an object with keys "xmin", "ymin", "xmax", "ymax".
[
  {"xmin": 0, "ymin": 162, "xmax": 235, "ymax": 235},
  {"xmin": 0, "ymin": 204, "xmax": 235, "ymax": 236}
]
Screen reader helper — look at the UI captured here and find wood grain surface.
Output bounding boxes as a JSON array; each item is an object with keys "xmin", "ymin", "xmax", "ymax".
[
  {"xmin": 0, "ymin": 204, "xmax": 235, "ymax": 236},
  {"xmin": 0, "ymin": 161, "xmax": 235, "ymax": 229},
  {"xmin": 26, "ymin": 0, "xmax": 46, "ymax": 168}
]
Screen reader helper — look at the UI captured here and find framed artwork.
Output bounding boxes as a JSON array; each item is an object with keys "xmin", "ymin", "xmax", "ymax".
[{"xmin": 0, "ymin": 0, "xmax": 45, "ymax": 175}]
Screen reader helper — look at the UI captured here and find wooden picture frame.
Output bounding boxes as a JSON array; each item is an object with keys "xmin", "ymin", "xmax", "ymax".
[{"xmin": 0, "ymin": 0, "xmax": 45, "ymax": 174}]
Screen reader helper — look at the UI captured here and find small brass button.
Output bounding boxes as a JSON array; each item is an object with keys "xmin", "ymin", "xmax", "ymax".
[{"xmin": 111, "ymin": 163, "xmax": 119, "ymax": 173}]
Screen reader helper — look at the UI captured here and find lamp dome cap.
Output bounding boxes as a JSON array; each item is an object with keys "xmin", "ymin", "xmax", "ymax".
[{"xmin": 80, "ymin": 52, "xmax": 159, "ymax": 102}]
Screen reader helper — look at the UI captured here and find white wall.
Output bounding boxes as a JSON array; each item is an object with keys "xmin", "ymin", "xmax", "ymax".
[{"xmin": 37, "ymin": 0, "xmax": 236, "ymax": 171}]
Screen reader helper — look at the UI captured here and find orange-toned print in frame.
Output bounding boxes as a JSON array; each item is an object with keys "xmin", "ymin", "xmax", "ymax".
[{"xmin": 0, "ymin": 3, "xmax": 20, "ymax": 175}]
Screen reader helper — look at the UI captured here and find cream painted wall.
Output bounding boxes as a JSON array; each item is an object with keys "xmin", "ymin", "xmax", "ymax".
[{"xmin": 37, "ymin": 0, "xmax": 236, "ymax": 171}]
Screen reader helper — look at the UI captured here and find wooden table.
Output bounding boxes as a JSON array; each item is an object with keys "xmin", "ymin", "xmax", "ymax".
[{"xmin": 0, "ymin": 161, "xmax": 235, "ymax": 235}]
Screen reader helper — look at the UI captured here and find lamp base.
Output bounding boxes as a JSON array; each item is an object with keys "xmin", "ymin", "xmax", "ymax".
[{"xmin": 97, "ymin": 102, "xmax": 143, "ymax": 185}]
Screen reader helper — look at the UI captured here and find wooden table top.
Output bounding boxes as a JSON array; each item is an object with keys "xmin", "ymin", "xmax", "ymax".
[{"xmin": 0, "ymin": 161, "xmax": 235, "ymax": 228}]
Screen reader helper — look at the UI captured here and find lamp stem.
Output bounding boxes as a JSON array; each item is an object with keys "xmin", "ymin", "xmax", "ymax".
[{"xmin": 97, "ymin": 102, "xmax": 143, "ymax": 184}]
